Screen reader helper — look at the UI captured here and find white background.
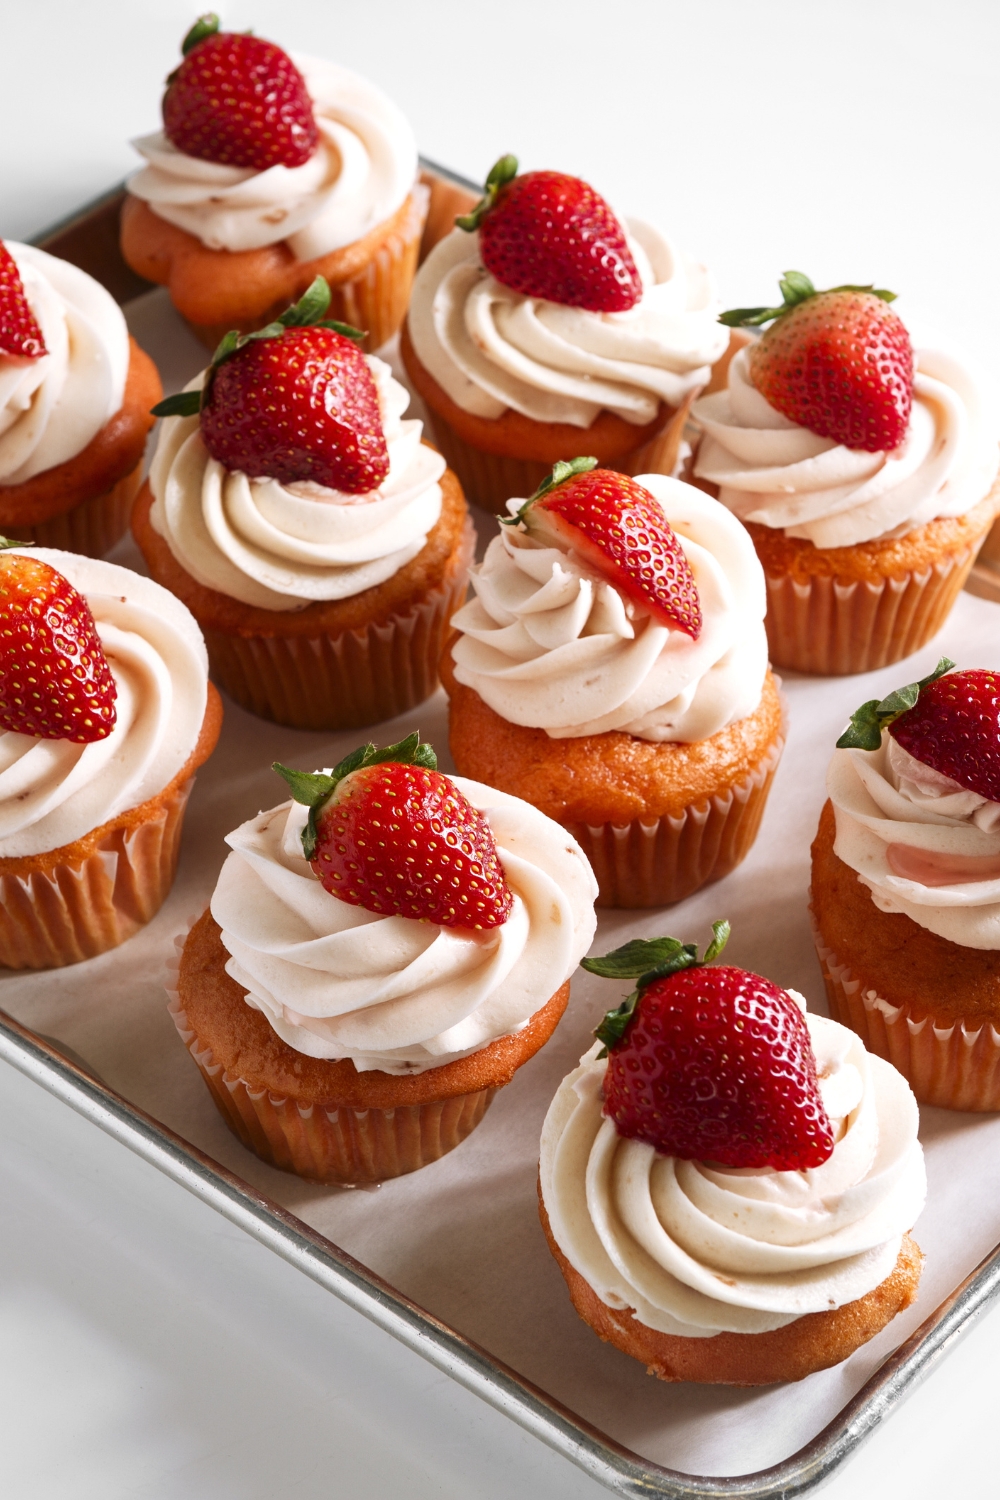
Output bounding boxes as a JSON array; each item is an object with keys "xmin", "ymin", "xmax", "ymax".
[{"xmin": 2, "ymin": 2, "xmax": 1000, "ymax": 1496}]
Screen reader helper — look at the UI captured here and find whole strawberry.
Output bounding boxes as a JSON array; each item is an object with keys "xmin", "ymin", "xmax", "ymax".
[
  {"xmin": 506, "ymin": 457, "xmax": 702, "ymax": 638},
  {"xmin": 0, "ymin": 543, "xmax": 117, "ymax": 743},
  {"xmin": 163, "ymin": 13, "xmax": 318, "ymax": 171},
  {"xmin": 584, "ymin": 923, "xmax": 835, "ymax": 1170},
  {"xmin": 274, "ymin": 735, "xmax": 514, "ymax": 930},
  {"xmin": 0, "ymin": 243, "xmax": 47, "ymax": 360},
  {"xmin": 457, "ymin": 155, "xmax": 642, "ymax": 313},
  {"xmin": 721, "ymin": 271, "xmax": 913, "ymax": 452}
]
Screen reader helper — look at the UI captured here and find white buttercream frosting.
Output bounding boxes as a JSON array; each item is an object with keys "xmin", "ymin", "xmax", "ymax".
[
  {"xmin": 449, "ymin": 476, "xmax": 768, "ymax": 742},
  {"xmin": 148, "ymin": 355, "xmax": 445, "ymax": 611},
  {"xmin": 0, "ymin": 244, "xmax": 129, "ymax": 485},
  {"xmin": 128, "ymin": 56, "xmax": 418, "ymax": 260},
  {"xmin": 210, "ymin": 777, "xmax": 598, "ymax": 1074},
  {"xmin": 0, "ymin": 550, "xmax": 209, "ymax": 860},
  {"xmin": 829, "ymin": 733, "xmax": 1000, "ymax": 949},
  {"xmin": 540, "ymin": 1009, "xmax": 925, "ymax": 1337},
  {"xmin": 693, "ymin": 346, "xmax": 1000, "ymax": 549},
  {"xmin": 407, "ymin": 221, "xmax": 728, "ymax": 429}
]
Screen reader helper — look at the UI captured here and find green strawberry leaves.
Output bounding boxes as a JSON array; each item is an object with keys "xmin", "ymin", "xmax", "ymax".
[
  {"xmin": 500, "ymin": 455, "xmax": 598, "ymax": 527},
  {"xmin": 455, "ymin": 153, "xmax": 519, "ymax": 233},
  {"xmin": 836, "ymin": 657, "xmax": 956, "ymax": 751},
  {"xmin": 719, "ymin": 271, "xmax": 898, "ymax": 329},
  {"xmin": 585, "ymin": 920, "xmax": 731, "ymax": 1055}
]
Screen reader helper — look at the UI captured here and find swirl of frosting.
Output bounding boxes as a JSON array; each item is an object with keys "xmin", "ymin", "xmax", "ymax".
[
  {"xmin": 0, "ymin": 550, "xmax": 209, "ymax": 860},
  {"xmin": 692, "ymin": 346, "xmax": 1000, "ymax": 549},
  {"xmin": 407, "ymin": 221, "xmax": 729, "ymax": 429},
  {"xmin": 449, "ymin": 476, "xmax": 768, "ymax": 742},
  {"xmin": 540, "ymin": 1009, "xmax": 925, "ymax": 1336},
  {"xmin": 829, "ymin": 735, "xmax": 1000, "ymax": 949},
  {"xmin": 210, "ymin": 777, "xmax": 598, "ymax": 1073},
  {"xmin": 0, "ymin": 244, "xmax": 129, "ymax": 485},
  {"xmin": 128, "ymin": 57, "xmax": 418, "ymax": 260},
  {"xmin": 148, "ymin": 356, "xmax": 445, "ymax": 611}
]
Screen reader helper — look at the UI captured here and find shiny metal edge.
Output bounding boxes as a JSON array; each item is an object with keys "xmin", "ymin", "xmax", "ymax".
[{"xmin": 3, "ymin": 1004, "xmax": 1000, "ymax": 1499}]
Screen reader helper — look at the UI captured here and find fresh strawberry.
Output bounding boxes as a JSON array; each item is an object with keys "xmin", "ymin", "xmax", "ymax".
[
  {"xmin": 0, "ymin": 543, "xmax": 117, "ymax": 743},
  {"xmin": 584, "ymin": 923, "xmax": 835, "ymax": 1170},
  {"xmin": 274, "ymin": 735, "xmax": 514, "ymax": 930},
  {"xmin": 506, "ymin": 457, "xmax": 702, "ymax": 638},
  {"xmin": 720, "ymin": 271, "xmax": 913, "ymax": 452},
  {"xmin": 162, "ymin": 14, "xmax": 318, "ymax": 171},
  {"xmin": 456, "ymin": 155, "xmax": 641, "ymax": 313},
  {"xmin": 0, "ymin": 243, "xmax": 47, "ymax": 360}
]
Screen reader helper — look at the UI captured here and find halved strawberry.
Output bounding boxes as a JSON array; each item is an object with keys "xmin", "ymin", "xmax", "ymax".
[
  {"xmin": 720, "ymin": 271, "xmax": 913, "ymax": 452},
  {"xmin": 274, "ymin": 735, "xmax": 514, "ymax": 930},
  {"xmin": 457, "ymin": 155, "xmax": 642, "ymax": 313},
  {"xmin": 0, "ymin": 541, "xmax": 117, "ymax": 742},
  {"xmin": 162, "ymin": 14, "xmax": 318, "ymax": 172},
  {"xmin": 506, "ymin": 457, "xmax": 702, "ymax": 639},
  {"xmin": 0, "ymin": 243, "xmax": 47, "ymax": 360},
  {"xmin": 583, "ymin": 923, "xmax": 835, "ymax": 1170}
]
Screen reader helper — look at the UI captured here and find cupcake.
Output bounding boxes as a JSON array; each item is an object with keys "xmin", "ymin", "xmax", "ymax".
[
  {"xmin": 401, "ymin": 155, "xmax": 729, "ymax": 514},
  {"xmin": 692, "ymin": 273, "xmax": 1000, "ymax": 675},
  {"xmin": 442, "ymin": 460, "xmax": 785, "ymax": 907},
  {"xmin": 0, "ymin": 241, "xmax": 161, "ymax": 556},
  {"xmin": 132, "ymin": 278, "xmax": 473, "ymax": 730},
  {"xmin": 540, "ymin": 924, "xmax": 926, "ymax": 1385},
  {"xmin": 170, "ymin": 734, "xmax": 598, "ymax": 1184},
  {"xmin": 813, "ymin": 661, "xmax": 1000, "ymax": 1109},
  {"xmin": 121, "ymin": 16, "xmax": 425, "ymax": 350},
  {"xmin": 0, "ymin": 544, "xmax": 221, "ymax": 969}
]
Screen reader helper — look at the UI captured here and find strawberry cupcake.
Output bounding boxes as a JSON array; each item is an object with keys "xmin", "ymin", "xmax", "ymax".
[
  {"xmin": 132, "ymin": 278, "xmax": 473, "ymax": 731},
  {"xmin": 813, "ymin": 662, "xmax": 1000, "ymax": 1110},
  {"xmin": 540, "ymin": 925, "xmax": 926, "ymax": 1385},
  {"xmin": 171, "ymin": 734, "xmax": 598, "ymax": 1184},
  {"xmin": 442, "ymin": 460, "xmax": 784, "ymax": 907},
  {"xmin": 401, "ymin": 155, "xmax": 729, "ymax": 515},
  {"xmin": 0, "ymin": 242, "xmax": 161, "ymax": 556},
  {"xmin": 122, "ymin": 16, "xmax": 425, "ymax": 351},
  {"xmin": 0, "ymin": 543, "xmax": 222, "ymax": 970},
  {"xmin": 692, "ymin": 273, "xmax": 1000, "ymax": 675}
]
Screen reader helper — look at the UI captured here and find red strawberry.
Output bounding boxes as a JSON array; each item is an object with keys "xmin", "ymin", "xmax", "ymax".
[
  {"xmin": 584, "ymin": 925, "xmax": 834, "ymax": 1170},
  {"xmin": 0, "ymin": 243, "xmax": 47, "ymax": 360},
  {"xmin": 457, "ymin": 155, "xmax": 641, "ymax": 313},
  {"xmin": 721, "ymin": 272, "xmax": 913, "ymax": 452},
  {"xmin": 509, "ymin": 458, "xmax": 702, "ymax": 639},
  {"xmin": 274, "ymin": 735, "xmax": 514, "ymax": 930},
  {"xmin": 162, "ymin": 15, "xmax": 318, "ymax": 172},
  {"xmin": 0, "ymin": 545, "xmax": 117, "ymax": 743}
]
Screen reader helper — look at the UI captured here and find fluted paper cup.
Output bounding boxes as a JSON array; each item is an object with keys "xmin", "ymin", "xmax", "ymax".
[{"xmin": 0, "ymin": 462, "xmax": 143, "ymax": 559}]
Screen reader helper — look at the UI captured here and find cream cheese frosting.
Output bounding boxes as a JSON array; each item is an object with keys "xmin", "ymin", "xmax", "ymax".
[
  {"xmin": 693, "ymin": 346, "xmax": 1000, "ymax": 549},
  {"xmin": 407, "ymin": 221, "xmax": 729, "ymax": 429},
  {"xmin": 829, "ymin": 733, "xmax": 1000, "ymax": 949},
  {"xmin": 540, "ymin": 1008, "xmax": 925, "ymax": 1337},
  {"xmin": 0, "ymin": 244, "xmax": 129, "ymax": 485},
  {"xmin": 129, "ymin": 56, "xmax": 418, "ymax": 260},
  {"xmin": 210, "ymin": 777, "xmax": 598, "ymax": 1073},
  {"xmin": 148, "ymin": 355, "xmax": 445, "ymax": 611},
  {"xmin": 0, "ymin": 550, "xmax": 209, "ymax": 860},
  {"xmin": 449, "ymin": 475, "xmax": 768, "ymax": 742}
]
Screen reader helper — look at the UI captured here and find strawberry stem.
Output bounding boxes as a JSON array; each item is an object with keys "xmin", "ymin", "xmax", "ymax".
[
  {"xmin": 719, "ymin": 272, "xmax": 898, "ymax": 329},
  {"xmin": 586, "ymin": 920, "xmax": 730, "ymax": 1054},
  {"xmin": 0, "ymin": 536, "xmax": 30, "ymax": 550},
  {"xmin": 501, "ymin": 455, "xmax": 597, "ymax": 526},
  {"xmin": 836, "ymin": 657, "xmax": 955, "ymax": 751},
  {"xmin": 455, "ymin": 154, "xmax": 519, "ymax": 233},
  {"xmin": 182, "ymin": 13, "xmax": 220, "ymax": 54}
]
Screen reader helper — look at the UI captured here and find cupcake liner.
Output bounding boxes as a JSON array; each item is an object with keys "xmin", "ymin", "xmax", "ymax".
[
  {"xmin": 0, "ymin": 461, "xmax": 142, "ymax": 558},
  {"xmin": 813, "ymin": 921, "xmax": 1000, "ymax": 1111},
  {"xmin": 201, "ymin": 517, "xmax": 475, "ymax": 730}
]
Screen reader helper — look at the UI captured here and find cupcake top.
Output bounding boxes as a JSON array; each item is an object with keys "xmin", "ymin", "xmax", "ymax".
[
  {"xmin": 408, "ymin": 157, "xmax": 727, "ymax": 429},
  {"xmin": 0, "ymin": 548, "xmax": 209, "ymax": 859},
  {"xmin": 0, "ymin": 243, "xmax": 129, "ymax": 484},
  {"xmin": 129, "ymin": 21, "xmax": 417, "ymax": 261},
  {"xmin": 210, "ymin": 737, "xmax": 597, "ymax": 1073},
  {"xmin": 450, "ymin": 465, "xmax": 768, "ymax": 742}
]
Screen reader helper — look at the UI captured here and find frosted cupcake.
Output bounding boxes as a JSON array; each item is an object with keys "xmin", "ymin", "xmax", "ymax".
[
  {"xmin": 442, "ymin": 460, "xmax": 784, "ymax": 907},
  {"xmin": 122, "ymin": 16, "xmax": 425, "ymax": 349},
  {"xmin": 540, "ymin": 926, "xmax": 925, "ymax": 1385},
  {"xmin": 0, "ymin": 241, "xmax": 161, "ymax": 556},
  {"xmin": 813, "ymin": 661, "xmax": 1000, "ymax": 1109},
  {"xmin": 171, "ymin": 735, "xmax": 597, "ymax": 1183},
  {"xmin": 0, "ymin": 545, "xmax": 221, "ymax": 969},
  {"xmin": 402, "ymin": 156, "xmax": 729, "ymax": 514},
  {"xmin": 692, "ymin": 273, "xmax": 1000, "ymax": 674}
]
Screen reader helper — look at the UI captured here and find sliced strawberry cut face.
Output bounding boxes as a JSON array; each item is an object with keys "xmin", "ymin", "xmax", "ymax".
[{"xmin": 0, "ymin": 243, "xmax": 47, "ymax": 360}]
